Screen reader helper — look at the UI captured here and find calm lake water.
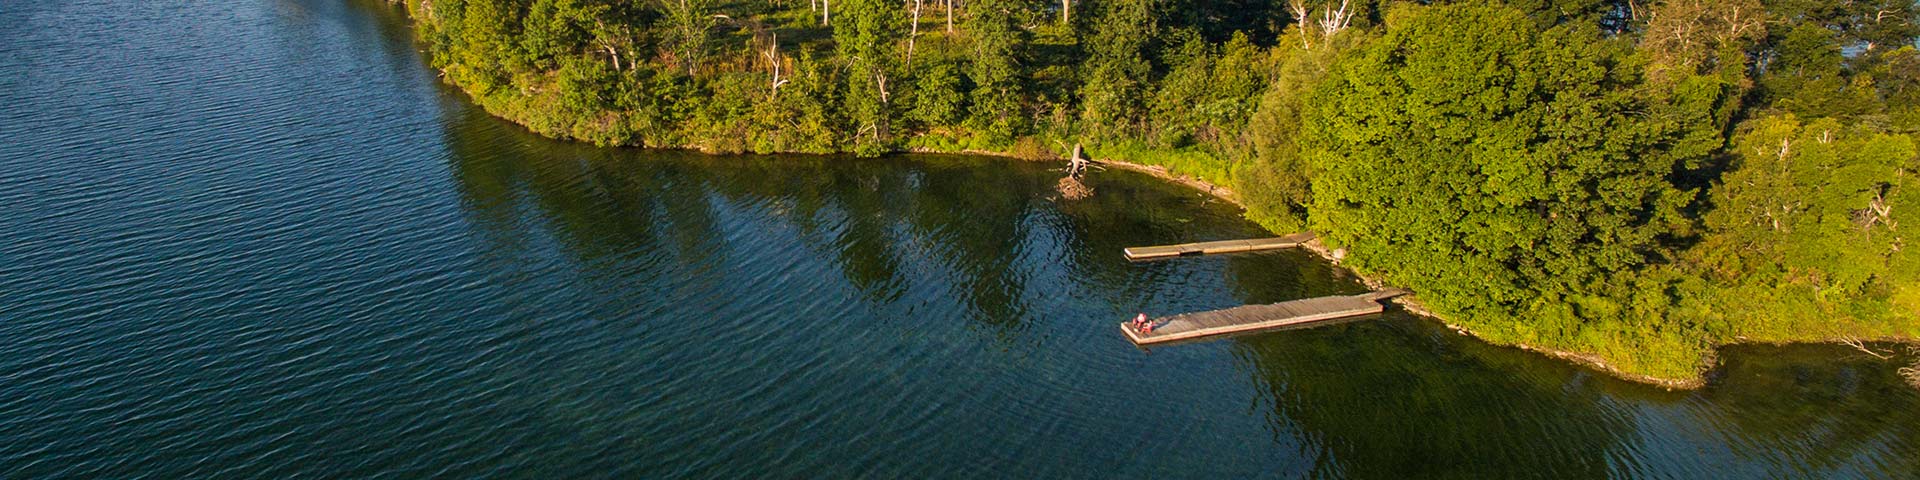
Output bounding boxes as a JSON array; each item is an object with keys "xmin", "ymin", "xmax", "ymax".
[{"xmin": 3, "ymin": 1, "xmax": 1918, "ymax": 478}]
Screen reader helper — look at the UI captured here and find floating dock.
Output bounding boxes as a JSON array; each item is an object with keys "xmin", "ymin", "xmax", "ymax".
[
  {"xmin": 1122, "ymin": 290, "xmax": 1407, "ymax": 346},
  {"xmin": 1122, "ymin": 232, "xmax": 1315, "ymax": 261}
]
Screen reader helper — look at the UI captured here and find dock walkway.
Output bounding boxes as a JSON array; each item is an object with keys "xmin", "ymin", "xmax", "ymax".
[
  {"xmin": 1122, "ymin": 290, "xmax": 1407, "ymax": 346},
  {"xmin": 1122, "ymin": 232, "xmax": 1315, "ymax": 262}
]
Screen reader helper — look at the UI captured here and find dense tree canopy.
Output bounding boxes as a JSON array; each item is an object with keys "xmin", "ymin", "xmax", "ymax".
[
  {"xmin": 397, "ymin": 0, "xmax": 1920, "ymax": 381},
  {"xmin": 1307, "ymin": 3, "xmax": 1695, "ymax": 343}
]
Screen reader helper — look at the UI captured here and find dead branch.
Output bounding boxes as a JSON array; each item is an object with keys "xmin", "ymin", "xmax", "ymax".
[{"xmin": 1842, "ymin": 337, "xmax": 1893, "ymax": 360}]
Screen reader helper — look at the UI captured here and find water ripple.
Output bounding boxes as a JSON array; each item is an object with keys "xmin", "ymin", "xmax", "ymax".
[{"xmin": 4, "ymin": 1, "xmax": 1919, "ymax": 478}]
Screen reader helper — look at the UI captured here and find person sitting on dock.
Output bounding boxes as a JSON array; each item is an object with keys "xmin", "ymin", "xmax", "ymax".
[{"xmin": 1133, "ymin": 313, "xmax": 1158, "ymax": 334}]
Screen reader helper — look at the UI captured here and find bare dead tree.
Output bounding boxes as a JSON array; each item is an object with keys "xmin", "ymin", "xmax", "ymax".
[
  {"xmin": 1288, "ymin": 0, "xmax": 1312, "ymax": 48},
  {"xmin": 1717, "ymin": 4, "xmax": 1761, "ymax": 44},
  {"xmin": 763, "ymin": 33, "xmax": 790, "ymax": 98},
  {"xmin": 1319, "ymin": 0, "xmax": 1354, "ymax": 38},
  {"xmin": 602, "ymin": 42, "xmax": 623, "ymax": 70},
  {"xmin": 1287, "ymin": 0, "xmax": 1354, "ymax": 49},
  {"xmin": 906, "ymin": 0, "xmax": 923, "ymax": 64},
  {"xmin": 590, "ymin": 19, "xmax": 635, "ymax": 71},
  {"xmin": 1638, "ymin": 0, "xmax": 1766, "ymax": 80},
  {"xmin": 1853, "ymin": 188, "xmax": 1896, "ymax": 233},
  {"xmin": 1067, "ymin": 143, "xmax": 1091, "ymax": 179},
  {"xmin": 1054, "ymin": 143, "xmax": 1100, "ymax": 200}
]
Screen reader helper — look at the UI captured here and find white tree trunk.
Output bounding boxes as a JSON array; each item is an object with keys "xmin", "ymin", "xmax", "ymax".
[
  {"xmin": 765, "ymin": 33, "xmax": 788, "ymax": 98},
  {"xmin": 603, "ymin": 43, "xmax": 622, "ymax": 70},
  {"xmin": 906, "ymin": 0, "xmax": 922, "ymax": 64},
  {"xmin": 1320, "ymin": 0, "xmax": 1354, "ymax": 38},
  {"xmin": 1289, "ymin": 0, "xmax": 1312, "ymax": 48}
]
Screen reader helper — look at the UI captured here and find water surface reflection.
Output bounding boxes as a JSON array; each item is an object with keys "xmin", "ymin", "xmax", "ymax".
[{"xmin": 0, "ymin": 0, "xmax": 1915, "ymax": 477}]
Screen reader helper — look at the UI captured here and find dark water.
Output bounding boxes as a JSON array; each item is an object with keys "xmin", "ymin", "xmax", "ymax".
[{"xmin": 3, "ymin": 1, "xmax": 1918, "ymax": 478}]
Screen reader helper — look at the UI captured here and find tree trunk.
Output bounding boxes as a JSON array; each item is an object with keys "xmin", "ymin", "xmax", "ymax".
[
  {"xmin": 906, "ymin": 0, "xmax": 922, "ymax": 64},
  {"xmin": 1068, "ymin": 144, "xmax": 1089, "ymax": 179},
  {"xmin": 822, "ymin": 0, "xmax": 831, "ymax": 26},
  {"xmin": 1289, "ymin": 0, "xmax": 1312, "ymax": 48},
  {"xmin": 1061, "ymin": 0, "xmax": 1070, "ymax": 25},
  {"xmin": 1319, "ymin": 0, "xmax": 1354, "ymax": 38},
  {"xmin": 765, "ymin": 34, "xmax": 788, "ymax": 98}
]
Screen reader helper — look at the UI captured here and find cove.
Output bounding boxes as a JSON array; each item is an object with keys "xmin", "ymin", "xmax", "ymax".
[{"xmin": 0, "ymin": 0, "xmax": 1916, "ymax": 477}]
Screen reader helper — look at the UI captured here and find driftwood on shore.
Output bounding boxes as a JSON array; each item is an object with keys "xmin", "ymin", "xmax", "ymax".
[{"xmin": 1056, "ymin": 143, "xmax": 1097, "ymax": 200}]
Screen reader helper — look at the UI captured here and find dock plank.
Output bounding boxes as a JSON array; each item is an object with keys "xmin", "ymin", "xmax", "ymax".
[
  {"xmin": 1121, "ymin": 291, "xmax": 1391, "ymax": 346},
  {"xmin": 1123, "ymin": 232, "xmax": 1316, "ymax": 261}
]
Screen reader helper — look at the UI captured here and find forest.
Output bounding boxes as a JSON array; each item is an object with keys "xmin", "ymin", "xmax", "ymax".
[{"xmin": 396, "ymin": 0, "xmax": 1920, "ymax": 383}]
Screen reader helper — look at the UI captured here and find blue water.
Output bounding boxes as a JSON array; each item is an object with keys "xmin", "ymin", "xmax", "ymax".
[{"xmin": 1, "ymin": 1, "xmax": 1916, "ymax": 478}]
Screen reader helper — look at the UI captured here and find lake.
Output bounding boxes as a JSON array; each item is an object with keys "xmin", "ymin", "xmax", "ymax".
[{"xmin": 1, "ymin": 0, "xmax": 1916, "ymax": 478}]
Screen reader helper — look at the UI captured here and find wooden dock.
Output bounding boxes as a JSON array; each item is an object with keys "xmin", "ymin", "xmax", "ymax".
[
  {"xmin": 1123, "ymin": 232, "xmax": 1315, "ymax": 261},
  {"xmin": 1121, "ymin": 290, "xmax": 1407, "ymax": 346}
]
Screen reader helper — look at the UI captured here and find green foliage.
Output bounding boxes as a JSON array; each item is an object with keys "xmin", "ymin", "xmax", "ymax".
[
  {"xmin": 1684, "ymin": 114, "xmax": 1920, "ymax": 344},
  {"xmin": 760, "ymin": 52, "xmax": 847, "ymax": 153},
  {"xmin": 1699, "ymin": 116, "xmax": 1919, "ymax": 294},
  {"xmin": 1498, "ymin": 0, "xmax": 1631, "ymax": 28},
  {"xmin": 659, "ymin": 0, "xmax": 717, "ymax": 73},
  {"xmin": 1762, "ymin": 0, "xmax": 1919, "ymax": 51},
  {"xmin": 1877, "ymin": 47, "xmax": 1920, "ymax": 131},
  {"xmin": 964, "ymin": 0, "xmax": 1030, "ymax": 144},
  {"xmin": 397, "ymin": 0, "xmax": 1920, "ymax": 383},
  {"xmin": 684, "ymin": 71, "xmax": 761, "ymax": 153},
  {"xmin": 834, "ymin": 0, "xmax": 906, "ymax": 155},
  {"xmin": 1762, "ymin": 23, "xmax": 1875, "ymax": 118},
  {"xmin": 907, "ymin": 54, "xmax": 965, "ymax": 128},
  {"xmin": 434, "ymin": 0, "xmax": 525, "ymax": 95},
  {"xmin": 1147, "ymin": 34, "xmax": 1215, "ymax": 148},
  {"xmin": 1077, "ymin": 0, "xmax": 1156, "ymax": 138},
  {"xmin": 1233, "ymin": 32, "xmax": 1360, "ymax": 234},
  {"xmin": 1305, "ymin": 3, "xmax": 1701, "ymax": 361},
  {"xmin": 1636, "ymin": 0, "xmax": 1765, "ymax": 82},
  {"xmin": 1141, "ymin": 31, "xmax": 1270, "ymax": 149},
  {"xmin": 520, "ymin": 0, "xmax": 595, "ymax": 70}
]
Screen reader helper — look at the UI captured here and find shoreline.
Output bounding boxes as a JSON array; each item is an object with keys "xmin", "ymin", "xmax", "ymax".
[
  {"xmin": 587, "ymin": 121, "xmax": 1920, "ymax": 388},
  {"xmin": 460, "ymin": 87, "xmax": 1911, "ymax": 390},
  {"xmin": 1050, "ymin": 148, "xmax": 1916, "ymax": 391}
]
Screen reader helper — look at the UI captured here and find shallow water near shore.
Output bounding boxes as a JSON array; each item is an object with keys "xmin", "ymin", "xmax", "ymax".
[{"xmin": 2, "ymin": 1, "xmax": 1918, "ymax": 477}]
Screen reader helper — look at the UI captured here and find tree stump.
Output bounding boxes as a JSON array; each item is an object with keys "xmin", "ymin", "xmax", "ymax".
[{"xmin": 1056, "ymin": 143, "xmax": 1095, "ymax": 200}]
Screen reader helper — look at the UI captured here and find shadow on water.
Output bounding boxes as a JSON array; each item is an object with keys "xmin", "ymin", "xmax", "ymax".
[
  {"xmin": 1699, "ymin": 344, "xmax": 1920, "ymax": 475},
  {"xmin": 390, "ymin": 3, "xmax": 1920, "ymax": 476},
  {"xmin": 1231, "ymin": 313, "xmax": 1920, "ymax": 478},
  {"xmin": 1234, "ymin": 315, "xmax": 1637, "ymax": 478},
  {"xmin": 2, "ymin": 0, "xmax": 1904, "ymax": 476},
  {"xmin": 431, "ymin": 97, "xmax": 1259, "ymax": 338},
  {"xmin": 426, "ymin": 69, "xmax": 1920, "ymax": 477}
]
